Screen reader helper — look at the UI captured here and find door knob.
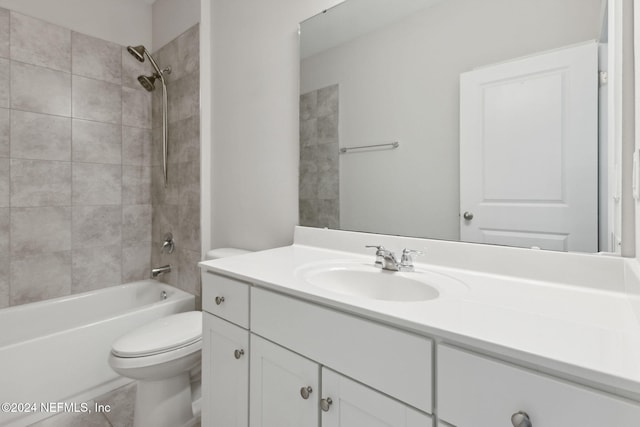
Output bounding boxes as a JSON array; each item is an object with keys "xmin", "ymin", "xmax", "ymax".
[
  {"xmin": 463, "ymin": 211, "xmax": 474, "ymax": 220},
  {"xmin": 300, "ymin": 386, "xmax": 312, "ymax": 399},
  {"xmin": 511, "ymin": 411, "xmax": 532, "ymax": 427},
  {"xmin": 320, "ymin": 397, "xmax": 333, "ymax": 412}
]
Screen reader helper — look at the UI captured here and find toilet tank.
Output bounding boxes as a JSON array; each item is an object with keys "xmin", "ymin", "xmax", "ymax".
[{"xmin": 205, "ymin": 248, "xmax": 251, "ymax": 261}]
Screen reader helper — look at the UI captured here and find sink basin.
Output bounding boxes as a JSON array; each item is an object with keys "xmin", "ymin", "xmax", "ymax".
[{"xmin": 297, "ymin": 262, "xmax": 466, "ymax": 302}]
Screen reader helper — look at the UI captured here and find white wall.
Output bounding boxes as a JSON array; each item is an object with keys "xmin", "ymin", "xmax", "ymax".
[
  {"xmin": 302, "ymin": 0, "xmax": 601, "ymax": 241},
  {"xmin": 209, "ymin": 0, "xmax": 342, "ymax": 251},
  {"xmin": 152, "ymin": 0, "xmax": 201, "ymax": 50},
  {"xmin": 0, "ymin": 0, "xmax": 152, "ymax": 48}
]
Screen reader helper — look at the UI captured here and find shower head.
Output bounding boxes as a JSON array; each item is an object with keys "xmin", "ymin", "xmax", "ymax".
[
  {"xmin": 127, "ymin": 45, "xmax": 146, "ymax": 62},
  {"xmin": 137, "ymin": 74, "xmax": 157, "ymax": 92}
]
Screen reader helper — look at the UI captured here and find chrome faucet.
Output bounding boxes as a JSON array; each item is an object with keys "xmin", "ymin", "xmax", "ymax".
[
  {"xmin": 151, "ymin": 265, "xmax": 172, "ymax": 278},
  {"xmin": 366, "ymin": 246, "xmax": 423, "ymax": 272}
]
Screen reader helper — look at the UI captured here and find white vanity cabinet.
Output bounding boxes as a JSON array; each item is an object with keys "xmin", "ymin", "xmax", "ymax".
[
  {"xmin": 437, "ymin": 345, "xmax": 640, "ymax": 427},
  {"xmin": 321, "ymin": 368, "xmax": 432, "ymax": 426},
  {"xmin": 202, "ymin": 273, "xmax": 251, "ymax": 427},
  {"xmin": 249, "ymin": 334, "xmax": 319, "ymax": 427}
]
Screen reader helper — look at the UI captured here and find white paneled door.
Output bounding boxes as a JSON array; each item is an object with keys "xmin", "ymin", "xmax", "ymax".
[{"xmin": 459, "ymin": 42, "xmax": 598, "ymax": 252}]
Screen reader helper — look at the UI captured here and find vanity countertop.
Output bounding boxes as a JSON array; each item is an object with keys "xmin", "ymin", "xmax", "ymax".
[{"xmin": 199, "ymin": 243, "xmax": 640, "ymax": 400}]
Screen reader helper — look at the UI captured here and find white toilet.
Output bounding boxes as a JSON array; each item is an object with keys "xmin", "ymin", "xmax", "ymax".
[{"xmin": 109, "ymin": 248, "xmax": 250, "ymax": 427}]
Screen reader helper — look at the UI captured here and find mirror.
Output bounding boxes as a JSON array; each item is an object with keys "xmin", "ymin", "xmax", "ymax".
[{"xmin": 299, "ymin": 0, "xmax": 619, "ymax": 254}]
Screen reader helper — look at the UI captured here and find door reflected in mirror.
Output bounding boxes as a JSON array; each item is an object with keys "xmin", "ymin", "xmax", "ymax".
[{"xmin": 299, "ymin": 0, "xmax": 619, "ymax": 254}]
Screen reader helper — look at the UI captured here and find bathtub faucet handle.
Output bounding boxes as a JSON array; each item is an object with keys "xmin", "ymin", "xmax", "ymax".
[{"xmin": 161, "ymin": 233, "xmax": 175, "ymax": 254}]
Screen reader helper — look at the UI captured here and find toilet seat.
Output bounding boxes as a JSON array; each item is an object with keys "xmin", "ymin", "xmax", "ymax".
[{"xmin": 112, "ymin": 311, "xmax": 202, "ymax": 358}]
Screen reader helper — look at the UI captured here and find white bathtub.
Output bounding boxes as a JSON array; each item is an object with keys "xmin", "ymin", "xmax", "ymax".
[{"xmin": 0, "ymin": 280, "xmax": 195, "ymax": 427}]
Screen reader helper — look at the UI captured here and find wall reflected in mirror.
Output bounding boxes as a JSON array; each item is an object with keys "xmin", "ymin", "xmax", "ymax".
[{"xmin": 299, "ymin": 0, "xmax": 619, "ymax": 254}]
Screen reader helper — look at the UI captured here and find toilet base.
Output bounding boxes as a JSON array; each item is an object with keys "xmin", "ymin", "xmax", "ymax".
[{"xmin": 133, "ymin": 373, "xmax": 193, "ymax": 427}]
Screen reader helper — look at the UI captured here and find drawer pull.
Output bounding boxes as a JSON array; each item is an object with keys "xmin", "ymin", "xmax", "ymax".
[
  {"xmin": 320, "ymin": 397, "xmax": 333, "ymax": 412},
  {"xmin": 300, "ymin": 386, "xmax": 313, "ymax": 400},
  {"xmin": 511, "ymin": 411, "xmax": 532, "ymax": 427},
  {"xmin": 215, "ymin": 296, "xmax": 225, "ymax": 305},
  {"xmin": 234, "ymin": 349, "xmax": 245, "ymax": 359}
]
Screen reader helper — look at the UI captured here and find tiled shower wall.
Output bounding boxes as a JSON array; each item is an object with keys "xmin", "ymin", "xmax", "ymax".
[
  {"xmin": 150, "ymin": 25, "xmax": 201, "ymax": 301},
  {"xmin": 0, "ymin": 9, "xmax": 154, "ymax": 307},
  {"xmin": 299, "ymin": 84, "xmax": 340, "ymax": 229}
]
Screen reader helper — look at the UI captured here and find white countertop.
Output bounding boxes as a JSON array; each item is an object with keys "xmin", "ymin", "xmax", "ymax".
[{"xmin": 200, "ymin": 242, "xmax": 640, "ymax": 400}]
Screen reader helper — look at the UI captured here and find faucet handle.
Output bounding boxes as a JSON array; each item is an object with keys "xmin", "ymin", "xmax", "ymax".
[
  {"xmin": 400, "ymin": 249, "xmax": 424, "ymax": 267},
  {"xmin": 365, "ymin": 245, "xmax": 386, "ymax": 268}
]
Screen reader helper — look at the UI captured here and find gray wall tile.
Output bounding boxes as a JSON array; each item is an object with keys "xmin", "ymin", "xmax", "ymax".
[
  {"xmin": 72, "ymin": 119, "xmax": 121, "ymax": 164},
  {"xmin": 10, "ymin": 159, "xmax": 71, "ymax": 207},
  {"xmin": 11, "ymin": 110, "xmax": 71, "ymax": 160},
  {"xmin": 72, "ymin": 75, "xmax": 121, "ymax": 124},
  {"xmin": 154, "ymin": 24, "xmax": 199, "ymax": 84},
  {"xmin": 0, "ymin": 207, "xmax": 7, "ymax": 255},
  {"xmin": 11, "ymin": 62, "xmax": 71, "ymax": 116},
  {"xmin": 72, "ymin": 205, "xmax": 122, "ymax": 249},
  {"xmin": 122, "ymin": 86, "xmax": 151, "ymax": 129},
  {"xmin": 122, "ymin": 165, "xmax": 151, "ymax": 205},
  {"xmin": 0, "ymin": 58, "xmax": 9, "ymax": 108},
  {"xmin": 123, "ymin": 204, "xmax": 151, "ymax": 245},
  {"xmin": 72, "ymin": 244, "xmax": 122, "ymax": 292},
  {"xmin": 122, "ymin": 244, "xmax": 151, "ymax": 282},
  {"xmin": 0, "ymin": 108, "xmax": 8, "ymax": 157},
  {"xmin": 72, "ymin": 32, "xmax": 121, "ymax": 84},
  {"xmin": 10, "ymin": 207, "xmax": 71, "ymax": 255},
  {"xmin": 169, "ymin": 115, "xmax": 199, "ymax": 163},
  {"xmin": 178, "ymin": 190, "xmax": 200, "ymax": 253},
  {"xmin": 167, "ymin": 73, "xmax": 198, "ymax": 124},
  {"xmin": 72, "ymin": 163, "xmax": 121, "ymax": 205},
  {"xmin": 0, "ymin": 208, "xmax": 8, "ymax": 307},
  {"xmin": 10, "ymin": 251, "xmax": 71, "ymax": 305},
  {"xmin": 177, "ymin": 248, "xmax": 201, "ymax": 296},
  {"xmin": 10, "ymin": 12, "xmax": 71, "ymax": 72},
  {"xmin": 0, "ymin": 8, "xmax": 8, "ymax": 59},
  {"xmin": 122, "ymin": 126, "xmax": 152, "ymax": 166},
  {"xmin": 0, "ymin": 158, "xmax": 7, "ymax": 207}
]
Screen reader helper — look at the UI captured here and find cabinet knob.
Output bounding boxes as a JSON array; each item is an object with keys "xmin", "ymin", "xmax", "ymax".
[
  {"xmin": 234, "ymin": 349, "xmax": 245, "ymax": 359},
  {"xmin": 300, "ymin": 386, "xmax": 313, "ymax": 400},
  {"xmin": 463, "ymin": 211, "xmax": 474, "ymax": 221},
  {"xmin": 320, "ymin": 397, "xmax": 333, "ymax": 412},
  {"xmin": 215, "ymin": 296, "xmax": 225, "ymax": 305},
  {"xmin": 511, "ymin": 411, "xmax": 532, "ymax": 427}
]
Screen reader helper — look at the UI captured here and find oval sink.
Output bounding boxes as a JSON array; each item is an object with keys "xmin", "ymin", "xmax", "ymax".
[
  {"xmin": 304, "ymin": 268, "xmax": 439, "ymax": 302},
  {"xmin": 296, "ymin": 261, "xmax": 468, "ymax": 302}
]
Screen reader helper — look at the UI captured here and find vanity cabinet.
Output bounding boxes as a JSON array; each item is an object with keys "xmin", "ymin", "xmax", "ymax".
[
  {"xmin": 202, "ymin": 272, "xmax": 251, "ymax": 427},
  {"xmin": 202, "ymin": 313, "xmax": 249, "ymax": 427},
  {"xmin": 321, "ymin": 368, "xmax": 432, "ymax": 426},
  {"xmin": 437, "ymin": 344, "xmax": 640, "ymax": 427},
  {"xmin": 249, "ymin": 335, "xmax": 319, "ymax": 427},
  {"xmin": 249, "ymin": 333, "xmax": 431, "ymax": 427}
]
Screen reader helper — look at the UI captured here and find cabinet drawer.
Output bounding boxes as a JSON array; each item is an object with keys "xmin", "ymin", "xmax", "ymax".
[
  {"xmin": 202, "ymin": 272, "xmax": 250, "ymax": 328},
  {"xmin": 251, "ymin": 288, "xmax": 433, "ymax": 413},
  {"xmin": 438, "ymin": 344, "xmax": 640, "ymax": 427}
]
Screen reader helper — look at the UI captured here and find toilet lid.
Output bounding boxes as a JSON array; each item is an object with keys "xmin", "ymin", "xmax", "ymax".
[{"xmin": 112, "ymin": 311, "xmax": 202, "ymax": 357}]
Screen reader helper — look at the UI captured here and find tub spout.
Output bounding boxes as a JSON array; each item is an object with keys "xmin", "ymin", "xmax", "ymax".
[{"xmin": 151, "ymin": 265, "xmax": 171, "ymax": 278}]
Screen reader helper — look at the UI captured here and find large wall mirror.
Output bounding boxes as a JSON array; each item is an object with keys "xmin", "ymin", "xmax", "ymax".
[{"xmin": 299, "ymin": 0, "xmax": 621, "ymax": 254}]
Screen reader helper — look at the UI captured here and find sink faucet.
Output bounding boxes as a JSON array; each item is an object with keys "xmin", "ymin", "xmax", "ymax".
[
  {"xmin": 151, "ymin": 265, "xmax": 172, "ymax": 278},
  {"xmin": 366, "ymin": 246, "xmax": 422, "ymax": 272}
]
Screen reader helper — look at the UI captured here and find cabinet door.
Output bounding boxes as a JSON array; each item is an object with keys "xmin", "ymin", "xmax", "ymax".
[
  {"xmin": 250, "ymin": 335, "xmax": 319, "ymax": 427},
  {"xmin": 202, "ymin": 313, "xmax": 249, "ymax": 427},
  {"xmin": 321, "ymin": 368, "xmax": 432, "ymax": 427}
]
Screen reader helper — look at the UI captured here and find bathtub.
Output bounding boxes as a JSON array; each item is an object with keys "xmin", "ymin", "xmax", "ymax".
[{"xmin": 0, "ymin": 280, "xmax": 195, "ymax": 427}]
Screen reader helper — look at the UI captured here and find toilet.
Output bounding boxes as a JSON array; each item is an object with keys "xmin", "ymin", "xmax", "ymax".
[{"xmin": 109, "ymin": 248, "xmax": 250, "ymax": 427}]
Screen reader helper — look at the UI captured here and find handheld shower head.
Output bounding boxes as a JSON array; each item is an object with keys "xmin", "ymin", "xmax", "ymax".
[
  {"xmin": 137, "ymin": 74, "xmax": 156, "ymax": 92},
  {"xmin": 127, "ymin": 45, "xmax": 146, "ymax": 62}
]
